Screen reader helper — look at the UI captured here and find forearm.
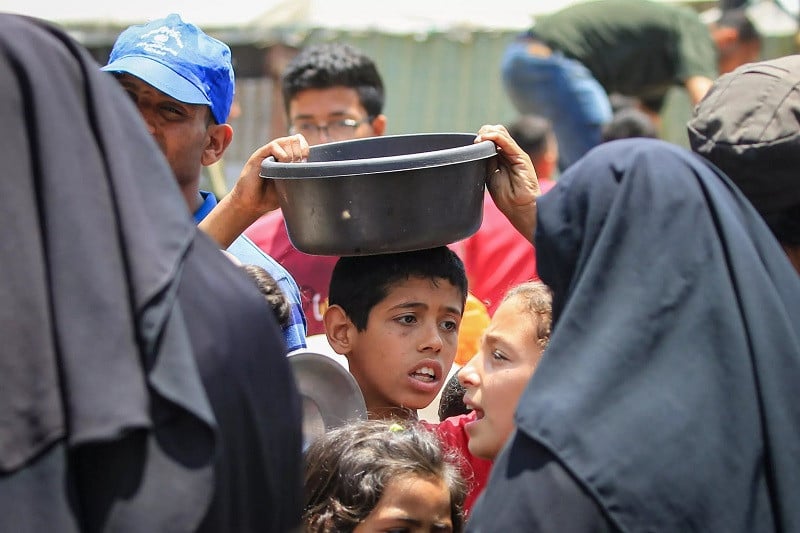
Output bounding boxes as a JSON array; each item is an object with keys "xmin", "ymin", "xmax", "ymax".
[
  {"xmin": 505, "ymin": 202, "xmax": 537, "ymax": 245},
  {"xmin": 198, "ymin": 191, "xmax": 264, "ymax": 249},
  {"xmin": 685, "ymin": 76, "xmax": 714, "ymax": 105}
]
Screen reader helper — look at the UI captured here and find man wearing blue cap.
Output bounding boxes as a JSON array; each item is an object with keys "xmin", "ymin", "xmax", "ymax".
[{"xmin": 102, "ymin": 13, "xmax": 308, "ymax": 352}]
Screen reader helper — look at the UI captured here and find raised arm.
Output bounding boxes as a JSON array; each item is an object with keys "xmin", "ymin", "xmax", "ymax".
[
  {"xmin": 477, "ymin": 124, "xmax": 541, "ymax": 243},
  {"xmin": 199, "ymin": 134, "xmax": 309, "ymax": 249}
]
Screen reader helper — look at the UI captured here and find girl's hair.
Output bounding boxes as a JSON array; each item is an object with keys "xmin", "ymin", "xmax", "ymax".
[
  {"xmin": 303, "ymin": 419, "xmax": 467, "ymax": 532},
  {"xmin": 502, "ymin": 281, "xmax": 553, "ymax": 349}
]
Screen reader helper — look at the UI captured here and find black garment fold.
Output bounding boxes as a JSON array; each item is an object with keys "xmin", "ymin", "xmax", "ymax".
[
  {"xmin": 0, "ymin": 14, "xmax": 302, "ymax": 532},
  {"xmin": 470, "ymin": 139, "xmax": 800, "ymax": 532}
]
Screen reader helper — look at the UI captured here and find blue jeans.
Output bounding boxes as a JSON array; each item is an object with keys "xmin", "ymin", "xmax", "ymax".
[{"xmin": 501, "ymin": 40, "xmax": 612, "ymax": 171}]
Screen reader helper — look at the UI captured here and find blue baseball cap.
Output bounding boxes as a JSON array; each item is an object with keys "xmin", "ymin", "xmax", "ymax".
[{"xmin": 102, "ymin": 14, "xmax": 234, "ymax": 124}]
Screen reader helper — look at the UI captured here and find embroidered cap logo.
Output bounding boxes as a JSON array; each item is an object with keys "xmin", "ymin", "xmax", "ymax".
[{"xmin": 136, "ymin": 25, "xmax": 183, "ymax": 57}]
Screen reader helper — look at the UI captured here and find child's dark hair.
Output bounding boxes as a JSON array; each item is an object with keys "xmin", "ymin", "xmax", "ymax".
[
  {"xmin": 303, "ymin": 419, "xmax": 466, "ymax": 532},
  {"xmin": 281, "ymin": 42, "xmax": 385, "ymax": 118},
  {"xmin": 506, "ymin": 114, "xmax": 553, "ymax": 160},
  {"xmin": 438, "ymin": 372, "xmax": 470, "ymax": 421},
  {"xmin": 601, "ymin": 107, "xmax": 659, "ymax": 143},
  {"xmin": 240, "ymin": 264, "xmax": 290, "ymax": 327},
  {"xmin": 329, "ymin": 247, "xmax": 468, "ymax": 331},
  {"xmin": 716, "ymin": 7, "xmax": 760, "ymax": 45}
]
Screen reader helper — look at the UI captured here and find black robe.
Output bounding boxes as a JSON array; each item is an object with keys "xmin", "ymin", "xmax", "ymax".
[
  {"xmin": 468, "ymin": 139, "xmax": 800, "ymax": 532},
  {"xmin": 0, "ymin": 14, "xmax": 302, "ymax": 532}
]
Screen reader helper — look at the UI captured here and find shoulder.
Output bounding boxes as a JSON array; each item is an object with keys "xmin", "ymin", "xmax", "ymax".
[{"xmin": 227, "ymin": 236, "xmax": 299, "ymax": 294}]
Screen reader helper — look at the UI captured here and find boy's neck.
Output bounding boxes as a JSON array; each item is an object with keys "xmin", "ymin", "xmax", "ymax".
[{"xmin": 368, "ymin": 406, "xmax": 418, "ymax": 421}]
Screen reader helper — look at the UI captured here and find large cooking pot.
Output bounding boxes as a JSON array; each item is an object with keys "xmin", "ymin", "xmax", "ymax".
[{"xmin": 260, "ymin": 133, "xmax": 496, "ymax": 256}]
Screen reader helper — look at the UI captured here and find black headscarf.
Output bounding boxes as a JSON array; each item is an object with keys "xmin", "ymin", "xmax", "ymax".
[
  {"xmin": 0, "ymin": 14, "xmax": 301, "ymax": 531},
  {"xmin": 518, "ymin": 139, "xmax": 800, "ymax": 531}
]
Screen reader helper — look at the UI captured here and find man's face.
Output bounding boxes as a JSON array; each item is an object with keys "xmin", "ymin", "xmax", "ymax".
[
  {"xmin": 346, "ymin": 276, "xmax": 463, "ymax": 418},
  {"xmin": 288, "ymin": 87, "xmax": 384, "ymax": 146},
  {"xmin": 118, "ymin": 74, "xmax": 211, "ymax": 190}
]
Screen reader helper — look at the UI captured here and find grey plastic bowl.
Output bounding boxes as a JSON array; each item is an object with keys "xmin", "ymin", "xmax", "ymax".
[{"xmin": 260, "ymin": 133, "xmax": 496, "ymax": 256}]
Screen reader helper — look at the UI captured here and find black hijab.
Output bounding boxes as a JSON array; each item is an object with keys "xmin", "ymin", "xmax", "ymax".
[
  {"xmin": 518, "ymin": 139, "xmax": 800, "ymax": 531},
  {"xmin": 0, "ymin": 14, "xmax": 302, "ymax": 531},
  {"xmin": 0, "ymin": 12, "xmax": 209, "ymax": 471}
]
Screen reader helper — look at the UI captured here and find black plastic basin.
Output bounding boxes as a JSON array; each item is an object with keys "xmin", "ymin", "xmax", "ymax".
[{"xmin": 260, "ymin": 133, "xmax": 496, "ymax": 256}]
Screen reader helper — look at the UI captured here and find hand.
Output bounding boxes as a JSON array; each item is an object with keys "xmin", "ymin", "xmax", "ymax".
[
  {"xmin": 198, "ymin": 134, "xmax": 309, "ymax": 249},
  {"xmin": 476, "ymin": 124, "xmax": 540, "ymax": 242},
  {"xmin": 229, "ymin": 134, "xmax": 310, "ymax": 217},
  {"xmin": 684, "ymin": 75, "xmax": 714, "ymax": 106}
]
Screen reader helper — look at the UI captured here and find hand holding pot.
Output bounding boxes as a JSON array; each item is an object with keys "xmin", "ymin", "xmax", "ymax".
[
  {"xmin": 199, "ymin": 134, "xmax": 310, "ymax": 248},
  {"xmin": 477, "ymin": 124, "xmax": 540, "ymax": 243}
]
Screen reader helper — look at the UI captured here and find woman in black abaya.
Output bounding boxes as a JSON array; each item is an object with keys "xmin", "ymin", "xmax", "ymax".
[
  {"xmin": 0, "ymin": 15, "xmax": 302, "ymax": 532},
  {"xmin": 468, "ymin": 139, "xmax": 800, "ymax": 531}
]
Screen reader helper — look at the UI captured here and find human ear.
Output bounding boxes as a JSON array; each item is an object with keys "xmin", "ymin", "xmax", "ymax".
[
  {"xmin": 712, "ymin": 26, "xmax": 739, "ymax": 50},
  {"xmin": 201, "ymin": 123, "xmax": 233, "ymax": 166},
  {"xmin": 323, "ymin": 305, "xmax": 356, "ymax": 356},
  {"xmin": 369, "ymin": 114, "xmax": 387, "ymax": 137}
]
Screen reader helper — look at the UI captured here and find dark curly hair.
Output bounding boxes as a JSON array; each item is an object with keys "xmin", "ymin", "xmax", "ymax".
[
  {"xmin": 240, "ymin": 264, "xmax": 290, "ymax": 327},
  {"xmin": 281, "ymin": 42, "xmax": 385, "ymax": 118},
  {"xmin": 303, "ymin": 419, "xmax": 466, "ymax": 532}
]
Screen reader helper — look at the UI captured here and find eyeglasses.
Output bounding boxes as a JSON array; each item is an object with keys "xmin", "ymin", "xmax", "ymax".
[{"xmin": 288, "ymin": 117, "xmax": 373, "ymax": 142}]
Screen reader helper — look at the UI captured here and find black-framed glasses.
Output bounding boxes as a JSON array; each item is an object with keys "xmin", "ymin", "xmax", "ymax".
[{"xmin": 288, "ymin": 117, "xmax": 373, "ymax": 141}]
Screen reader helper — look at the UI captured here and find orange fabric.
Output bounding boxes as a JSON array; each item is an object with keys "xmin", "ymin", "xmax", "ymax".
[{"xmin": 455, "ymin": 293, "xmax": 490, "ymax": 366}]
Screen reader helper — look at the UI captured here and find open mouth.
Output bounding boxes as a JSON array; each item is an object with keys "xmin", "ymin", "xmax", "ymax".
[
  {"xmin": 409, "ymin": 366, "xmax": 437, "ymax": 383},
  {"xmin": 463, "ymin": 397, "xmax": 484, "ymax": 420}
]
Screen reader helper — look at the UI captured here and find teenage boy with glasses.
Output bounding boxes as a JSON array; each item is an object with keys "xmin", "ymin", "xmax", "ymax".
[{"xmin": 244, "ymin": 43, "xmax": 387, "ymax": 335}]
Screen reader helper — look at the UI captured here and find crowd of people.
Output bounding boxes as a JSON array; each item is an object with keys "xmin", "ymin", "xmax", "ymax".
[{"xmin": 2, "ymin": 1, "xmax": 800, "ymax": 531}]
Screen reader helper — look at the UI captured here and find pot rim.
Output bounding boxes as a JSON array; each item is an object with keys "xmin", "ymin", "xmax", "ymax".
[{"xmin": 260, "ymin": 132, "xmax": 496, "ymax": 179}]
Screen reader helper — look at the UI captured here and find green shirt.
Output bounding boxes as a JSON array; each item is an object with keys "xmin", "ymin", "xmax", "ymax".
[{"xmin": 532, "ymin": 0, "xmax": 717, "ymax": 99}]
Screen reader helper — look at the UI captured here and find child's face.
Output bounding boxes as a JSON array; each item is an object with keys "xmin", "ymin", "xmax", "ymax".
[
  {"xmin": 348, "ymin": 276, "xmax": 463, "ymax": 417},
  {"xmin": 354, "ymin": 474, "xmax": 453, "ymax": 533},
  {"xmin": 459, "ymin": 294, "xmax": 545, "ymax": 460}
]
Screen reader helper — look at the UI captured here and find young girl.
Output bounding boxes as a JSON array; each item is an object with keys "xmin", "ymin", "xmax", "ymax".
[
  {"xmin": 303, "ymin": 419, "xmax": 466, "ymax": 532},
  {"xmin": 458, "ymin": 280, "xmax": 552, "ymax": 460},
  {"xmin": 431, "ymin": 280, "xmax": 552, "ymax": 515}
]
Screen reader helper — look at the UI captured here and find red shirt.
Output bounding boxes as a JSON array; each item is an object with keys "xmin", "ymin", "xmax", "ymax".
[
  {"xmin": 422, "ymin": 412, "xmax": 492, "ymax": 519},
  {"xmin": 245, "ymin": 210, "xmax": 338, "ymax": 335},
  {"xmin": 452, "ymin": 181, "xmax": 555, "ymax": 315}
]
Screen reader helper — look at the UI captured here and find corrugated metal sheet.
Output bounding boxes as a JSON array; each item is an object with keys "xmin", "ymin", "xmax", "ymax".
[
  {"xmin": 342, "ymin": 31, "xmax": 520, "ymax": 134},
  {"xmin": 203, "ymin": 10, "xmax": 798, "ymax": 191}
]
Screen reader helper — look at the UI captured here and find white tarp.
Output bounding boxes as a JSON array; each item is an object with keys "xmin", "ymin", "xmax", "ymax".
[
  {"xmin": 2, "ymin": 0, "xmax": 792, "ymax": 37},
  {"xmin": 0, "ymin": 0, "xmax": 572, "ymax": 31}
]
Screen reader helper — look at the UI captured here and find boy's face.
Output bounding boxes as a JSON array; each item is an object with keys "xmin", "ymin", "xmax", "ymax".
[
  {"xmin": 346, "ymin": 276, "xmax": 463, "ymax": 417},
  {"xmin": 459, "ymin": 294, "xmax": 545, "ymax": 460},
  {"xmin": 288, "ymin": 86, "xmax": 385, "ymax": 145}
]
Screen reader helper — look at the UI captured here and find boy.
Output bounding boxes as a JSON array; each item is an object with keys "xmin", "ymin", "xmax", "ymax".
[
  {"xmin": 323, "ymin": 246, "xmax": 467, "ymax": 420},
  {"xmin": 245, "ymin": 43, "xmax": 387, "ymax": 335}
]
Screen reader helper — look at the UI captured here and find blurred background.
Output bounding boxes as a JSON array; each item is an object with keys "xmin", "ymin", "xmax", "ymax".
[{"xmin": 3, "ymin": 0, "xmax": 797, "ymax": 191}]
